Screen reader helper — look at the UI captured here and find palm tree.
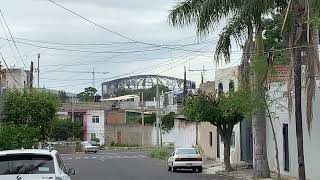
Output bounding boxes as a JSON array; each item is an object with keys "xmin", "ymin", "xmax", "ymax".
[
  {"xmin": 283, "ymin": 1, "xmax": 320, "ymax": 179},
  {"xmin": 168, "ymin": 0, "xmax": 285, "ymax": 177}
]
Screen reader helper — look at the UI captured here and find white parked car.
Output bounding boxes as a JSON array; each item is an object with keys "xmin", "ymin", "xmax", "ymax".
[
  {"xmin": 0, "ymin": 149, "xmax": 76, "ymax": 180},
  {"xmin": 81, "ymin": 141, "xmax": 99, "ymax": 153},
  {"xmin": 167, "ymin": 148, "xmax": 203, "ymax": 173}
]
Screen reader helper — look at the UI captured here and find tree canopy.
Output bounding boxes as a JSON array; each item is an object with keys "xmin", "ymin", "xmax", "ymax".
[
  {"xmin": 77, "ymin": 87, "xmax": 97, "ymax": 102},
  {"xmin": 51, "ymin": 118, "xmax": 81, "ymax": 141},
  {"xmin": 2, "ymin": 89, "xmax": 60, "ymax": 140},
  {"xmin": 58, "ymin": 90, "xmax": 68, "ymax": 103}
]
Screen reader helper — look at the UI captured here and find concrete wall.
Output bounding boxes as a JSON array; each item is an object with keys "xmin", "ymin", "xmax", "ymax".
[
  {"xmin": 198, "ymin": 122, "xmax": 217, "ymax": 160},
  {"xmin": 154, "ymin": 119, "xmax": 197, "ymax": 148},
  {"xmin": 218, "ymin": 123, "xmax": 241, "ymax": 163},
  {"xmin": 61, "ymin": 101, "xmax": 112, "ymax": 111},
  {"xmin": 266, "ymin": 82, "xmax": 320, "ymax": 179},
  {"xmin": 105, "ymin": 124, "xmax": 154, "ymax": 145},
  {"xmin": 86, "ymin": 110, "xmax": 105, "ymax": 145},
  {"xmin": 106, "ymin": 111, "xmax": 125, "ymax": 124}
]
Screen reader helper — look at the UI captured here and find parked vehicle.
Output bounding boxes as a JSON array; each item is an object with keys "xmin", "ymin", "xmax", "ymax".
[
  {"xmin": 0, "ymin": 149, "xmax": 76, "ymax": 180},
  {"xmin": 167, "ymin": 148, "xmax": 203, "ymax": 173},
  {"xmin": 81, "ymin": 141, "xmax": 99, "ymax": 153}
]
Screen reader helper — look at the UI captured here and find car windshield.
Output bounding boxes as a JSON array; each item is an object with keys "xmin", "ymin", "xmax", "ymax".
[
  {"xmin": 0, "ymin": 154, "xmax": 55, "ymax": 175},
  {"xmin": 175, "ymin": 149, "xmax": 198, "ymax": 155}
]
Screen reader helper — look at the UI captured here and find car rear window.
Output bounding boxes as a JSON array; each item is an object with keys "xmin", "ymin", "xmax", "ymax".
[
  {"xmin": 176, "ymin": 149, "xmax": 198, "ymax": 155},
  {"xmin": 0, "ymin": 154, "xmax": 55, "ymax": 175}
]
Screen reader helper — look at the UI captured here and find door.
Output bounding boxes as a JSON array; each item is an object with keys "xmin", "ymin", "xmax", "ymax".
[
  {"xmin": 283, "ymin": 124, "xmax": 289, "ymax": 171},
  {"xmin": 240, "ymin": 119, "xmax": 253, "ymax": 163},
  {"xmin": 117, "ymin": 132, "xmax": 122, "ymax": 144}
]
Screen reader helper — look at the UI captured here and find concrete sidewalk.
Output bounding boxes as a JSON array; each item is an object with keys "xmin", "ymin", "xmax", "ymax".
[{"xmin": 216, "ymin": 169, "xmax": 297, "ymax": 180}]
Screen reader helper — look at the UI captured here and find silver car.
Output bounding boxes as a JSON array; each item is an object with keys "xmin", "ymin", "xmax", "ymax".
[
  {"xmin": 167, "ymin": 148, "xmax": 203, "ymax": 173},
  {"xmin": 81, "ymin": 141, "xmax": 99, "ymax": 153}
]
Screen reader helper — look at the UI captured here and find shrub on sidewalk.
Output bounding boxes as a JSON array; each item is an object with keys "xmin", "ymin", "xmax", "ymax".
[{"xmin": 149, "ymin": 147, "xmax": 170, "ymax": 160}]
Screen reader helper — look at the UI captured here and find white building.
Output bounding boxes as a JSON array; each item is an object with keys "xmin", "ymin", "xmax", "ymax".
[
  {"xmin": 1, "ymin": 69, "xmax": 29, "ymax": 89},
  {"xmin": 86, "ymin": 110, "xmax": 105, "ymax": 145},
  {"xmin": 215, "ymin": 66, "xmax": 242, "ymax": 163},
  {"xmin": 266, "ymin": 74, "xmax": 320, "ymax": 179}
]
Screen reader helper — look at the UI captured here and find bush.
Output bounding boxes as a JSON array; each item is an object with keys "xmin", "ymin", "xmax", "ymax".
[
  {"xmin": 0, "ymin": 124, "xmax": 40, "ymax": 150},
  {"xmin": 51, "ymin": 118, "xmax": 81, "ymax": 141},
  {"xmin": 90, "ymin": 137, "xmax": 100, "ymax": 143},
  {"xmin": 149, "ymin": 147, "xmax": 170, "ymax": 160}
]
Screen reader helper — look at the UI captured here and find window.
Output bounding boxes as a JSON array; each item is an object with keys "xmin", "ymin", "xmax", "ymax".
[
  {"xmin": 231, "ymin": 132, "xmax": 235, "ymax": 148},
  {"xmin": 218, "ymin": 83, "xmax": 223, "ymax": 97},
  {"xmin": 0, "ymin": 154, "xmax": 55, "ymax": 175},
  {"xmin": 229, "ymin": 80, "xmax": 235, "ymax": 92},
  {"xmin": 176, "ymin": 148, "xmax": 198, "ymax": 155},
  {"xmin": 283, "ymin": 124, "xmax": 289, "ymax": 171},
  {"xmin": 92, "ymin": 116, "xmax": 99, "ymax": 123},
  {"xmin": 209, "ymin": 132, "xmax": 213, "ymax": 147},
  {"xmin": 55, "ymin": 153, "xmax": 67, "ymax": 174}
]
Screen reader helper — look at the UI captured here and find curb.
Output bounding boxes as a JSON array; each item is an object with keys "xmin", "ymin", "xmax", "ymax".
[{"xmin": 216, "ymin": 172, "xmax": 252, "ymax": 180}]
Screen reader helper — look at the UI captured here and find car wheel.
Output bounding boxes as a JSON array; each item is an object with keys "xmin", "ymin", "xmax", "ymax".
[
  {"xmin": 171, "ymin": 163, "xmax": 177, "ymax": 172},
  {"xmin": 197, "ymin": 167, "xmax": 202, "ymax": 173},
  {"xmin": 168, "ymin": 166, "xmax": 172, "ymax": 171},
  {"xmin": 94, "ymin": 151, "xmax": 97, "ymax": 153}
]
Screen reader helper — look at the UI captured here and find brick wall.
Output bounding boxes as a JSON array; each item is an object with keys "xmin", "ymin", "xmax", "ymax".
[{"xmin": 106, "ymin": 111, "xmax": 125, "ymax": 124}]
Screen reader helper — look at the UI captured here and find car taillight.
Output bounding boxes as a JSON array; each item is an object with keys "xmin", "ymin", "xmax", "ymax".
[
  {"xmin": 196, "ymin": 157, "xmax": 202, "ymax": 161},
  {"xmin": 175, "ymin": 157, "xmax": 182, "ymax": 161}
]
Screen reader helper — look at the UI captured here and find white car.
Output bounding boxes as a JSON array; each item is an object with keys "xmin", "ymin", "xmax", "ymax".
[
  {"xmin": 167, "ymin": 148, "xmax": 203, "ymax": 173},
  {"xmin": 0, "ymin": 149, "xmax": 76, "ymax": 180},
  {"xmin": 81, "ymin": 141, "xmax": 99, "ymax": 153}
]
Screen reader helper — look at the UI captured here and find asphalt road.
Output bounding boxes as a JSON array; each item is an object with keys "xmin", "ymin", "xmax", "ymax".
[{"xmin": 62, "ymin": 149, "xmax": 229, "ymax": 180}]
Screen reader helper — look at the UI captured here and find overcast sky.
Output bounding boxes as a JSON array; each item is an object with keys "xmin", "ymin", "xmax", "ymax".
[{"xmin": 0, "ymin": 0, "xmax": 242, "ymax": 94}]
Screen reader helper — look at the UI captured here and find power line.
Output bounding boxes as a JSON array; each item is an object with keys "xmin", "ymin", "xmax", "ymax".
[
  {"xmin": 0, "ymin": 52, "xmax": 22, "ymax": 86},
  {"xmin": 0, "ymin": 10, "xmax": 27, "ymax": 69},
  {"xmin": 46, "ymin": 0, "xmax": 220, "ymax": 53}
]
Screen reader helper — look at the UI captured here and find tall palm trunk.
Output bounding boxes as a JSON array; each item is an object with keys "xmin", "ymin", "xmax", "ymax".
[
  {"xmin": 252, "ymin": 20, "xmax": 270, "ymax": 178},
  {"xmin": 289, "ymin": 2, "xmax": 306, "ymax": 179}
]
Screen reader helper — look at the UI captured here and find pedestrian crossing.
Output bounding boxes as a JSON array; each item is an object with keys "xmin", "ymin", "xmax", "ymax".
[{"xmin": 62, "ymin": 154, "xmax": 147, "ymax": 161}]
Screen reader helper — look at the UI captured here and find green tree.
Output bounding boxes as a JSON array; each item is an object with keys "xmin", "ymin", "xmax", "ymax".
[
  {"xmin": 77, "ymin": 87, "xmax": 97, "ymax": 102},
  {"xmin": 184, "ymin": 89, "xmax": 255, "ymax": 171},
  {"xmin": 0, "ymin": 123, "xmax": 40, "ymax": 150},
  {"xmin": 51, "ymin": 118, "xmax": 81, "ymax": 141},
  {"xmin": 168, "ymin": 0, "xmax": 287, "ymax": 176},
  {"xmin": 161, "ymin": 112, "xmax": 175, "ymax": 133},
  {"xmin": 58, "ymin": 90, "xmax": 68, "ymax": 103},
  {"xmin": 2, "ymin": 89, "xmax": 60, "ymax": 140}
]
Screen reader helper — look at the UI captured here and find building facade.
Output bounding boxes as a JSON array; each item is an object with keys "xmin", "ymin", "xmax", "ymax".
[
  {"xmin": 1, "ymin": 69, "xmax": 30, "ymax": 89},
  {"xmin": 266, "ymin": 78, "xmax": 320, "ymax": 179}
]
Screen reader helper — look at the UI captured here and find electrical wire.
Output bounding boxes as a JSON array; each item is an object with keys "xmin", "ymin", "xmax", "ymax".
[{"xmin": 0, "ymin": 10, "xmax": 27, "ymax": 69}]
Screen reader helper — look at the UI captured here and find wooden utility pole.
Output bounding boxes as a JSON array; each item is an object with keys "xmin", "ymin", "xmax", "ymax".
[
  {"xmin": 156, "ymin": 75, "xmax": 160, "ymax": 147},
  {"xmin": 30, "ymin": 61, "xmax": 33, "ymax": 89}
]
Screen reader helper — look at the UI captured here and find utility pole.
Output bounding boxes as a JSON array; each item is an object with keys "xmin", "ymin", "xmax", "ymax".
[
  {"xmin": 71, "ymin": 96, "xmax": 74, "ymax": 123},
  {"xmin": 30, "ymin": 61, "xmax": 33, "ymax": 89},
  {"xmin": 156, "ymin": 75, "xmax": 160, "ymax": 147},
  {"xmin": 92, "ymin": 67, "xmax": 95, "ymax": 88},
  {"xmin": 37, "ymin": 53, "xmax": 40, "ymax": 88},
  {"xmin": 140, "ymin": 92, "xmax": 144, "ymax": 146}
]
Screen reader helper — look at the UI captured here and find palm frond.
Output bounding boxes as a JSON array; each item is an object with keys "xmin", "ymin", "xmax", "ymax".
[
  {"xmin": 168, "ymin": 0, "xmax": 244, "ymax": 37},
  {"xmin": 214, "ymin": 10, "xmax": 251, "ymax": 63}
]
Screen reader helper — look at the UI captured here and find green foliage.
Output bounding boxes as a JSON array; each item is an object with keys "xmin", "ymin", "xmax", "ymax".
[
  {"xmin": 0, "ymin": 123, "xmax": 40, "ymax": 150},
  {"xmin": 184, "ymin": 89, "xmax": 255, "ymax": 126},
  {"xmin": 149, "ymin": 147, "xmax": 171, "ymax": 160},
  {"xmin": 263, "ymin": 14, "xmax": 290, "ymax": 65},
  {"xmin": 51, "ymin": 118, "xmax": 81, "ymax": 141},
  {"xmin": 144, "ymin": 113, "xmax": 156, "ymax": 125},
  {"xmin": 115, "ymin": 85, "xmax": 170, "ymax": 101},
  {"xmin": 77, "ymin": 87, "xmax": 97, "ymax": 102},
  {"xmin": 161, "ymin": 112, "xmax": 175, "ymax": 133},
  {"xmin": 315, "ymin": 16, "xmax": 320, "ymax": 26},
  {"xmin": 2, "ymin": 89, "xmax": 60, "ymax": 140},
  {"xmin": 58, "ymin": 90, "xmax": 68, "ymax": 103}
]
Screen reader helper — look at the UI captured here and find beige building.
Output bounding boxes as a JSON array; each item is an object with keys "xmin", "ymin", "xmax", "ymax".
[
  {"xmin": 197, "ymin": 81, "xmax": 219, "ymax": 160},
  {"xmin": 1, "ymin": 69, "xmax": 30, "ymax": 89}
]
